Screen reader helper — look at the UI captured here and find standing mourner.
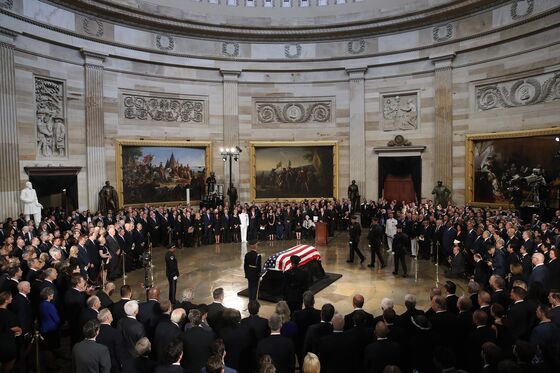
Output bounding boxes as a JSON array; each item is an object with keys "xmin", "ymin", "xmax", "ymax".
[
  {"xmin": 367, "ymin": 217, "xmax": 385, "ymax": 269},
  {"xmin": 392, "ymin": 224, "xmax": 410, "ymax": 277},
  {"xmin": 347, "ymin": 215, "xmax": 365, "ymax": 264},
  {"xmin": 282, "ymin": 256, "xmax": 309, "ymax": 315},
  {"xmin": 244, "ymin": 240, "xmax": 262, "ymax": 301},
  {"xmin": 165, "ymin": 244, "xmax": 179, "ymax": 304}
]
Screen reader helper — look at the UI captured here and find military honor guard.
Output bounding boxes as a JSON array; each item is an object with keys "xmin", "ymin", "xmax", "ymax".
[
  {"xmin": 244, "ymin": 240, "xmax": 262, "ymax": 301},
  {"xmin": 282, "ymin": 256, "xmax": 309, "ymax": 315},
  {"xmin": 347, "ymin": 215, "xmax": 365, "ymax": 264},
  {"xmin": 165, "ymin": 243, "xmax": 179, "ymax": 303}
]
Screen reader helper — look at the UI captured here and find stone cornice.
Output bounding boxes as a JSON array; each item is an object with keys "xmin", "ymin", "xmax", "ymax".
[
  {"xmin": 81, "ymin": 49, "xmax": 107, "ymax": 66},
  {"xmin": 0, "ymin": 25, "xmax": 17, "ymax": 45},
  {"xmin": 48, "ymin": 0, "xmax": 509, "ymax": 42}
]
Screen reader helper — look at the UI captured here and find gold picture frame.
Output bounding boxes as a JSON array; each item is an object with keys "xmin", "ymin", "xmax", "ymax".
[
  {"xmin": 115, "ymin": 139, "xmax": 212, "ymax": 207},
  {"xmin": 465, "ymin": 127, "xmax": 560, "ymax": 208},
  {"xmin": 249, "ymin": 141, "xmax": 339, "ymax": 202}
]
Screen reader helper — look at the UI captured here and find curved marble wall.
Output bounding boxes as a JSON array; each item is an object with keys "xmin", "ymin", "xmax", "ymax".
[{"xmin": 0, "ymin": 0, "xmax": 559, "ymax": 216}]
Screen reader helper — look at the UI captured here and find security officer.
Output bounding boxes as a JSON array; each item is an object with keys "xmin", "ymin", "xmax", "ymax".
[
  {"xmin": 347, "ymin": 215, "xmax": 365, "ymax": 264},
  {"xmin": 392, "ymin": 224, "xmax": 410, "ymax": 277},
  {"xmin": 165, "ymin": 243, "xmax": 179, "ymax": 303},
  {"xmin": 367, "ymin": 217, "xmax": 385, "ymax": 269},
  {"xmin": 282, "ymin": 255, "xmax": 309, "ymax": 315},
  {"xmin": 244, "ymin": 240, "xmax": 262, "ymax": 300}
]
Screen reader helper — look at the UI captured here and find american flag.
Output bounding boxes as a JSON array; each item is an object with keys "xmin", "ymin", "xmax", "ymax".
[{"xmin": 263, "ymin": 244, "xmax": 321, "ymax": 272}]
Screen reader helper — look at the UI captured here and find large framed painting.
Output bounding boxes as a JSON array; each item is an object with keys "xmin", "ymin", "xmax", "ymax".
[
  {"xmin": 250, "ymin": 141, "xmax": 338, "ymax": 201},
  {"xmin": 115, "ymin": 140, "xmax": 211, "ymax": 207},
  {"xmin": 465, "ymin": 128, "xmax": 560, "ymax": 208}
]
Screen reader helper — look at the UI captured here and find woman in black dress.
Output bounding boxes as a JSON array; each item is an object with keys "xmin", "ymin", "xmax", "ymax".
[
  {"xmin": 193, "ymin": 212, "xmax": 203, "ymax": 247},
  {"xmin": 231, "ymin": 209, "xmax": 241, "ymax": 243},
  {"xmin": 213, "ymin": 212, "xmax": 222, "ymax": 244},
  {"xmin": 267, "ymin": 209, "xmax": 276, "ymax": 241},
  {"xmin": 0, "ymin": 291, "xmax": 21, "ymax": 373},
  {"xmin": 294, "ymin": 209, "xmax": 303, "ymax": 240},
  {"xmin": 97, "ymin": 235, "xmax": 111, "ymax": 285}
]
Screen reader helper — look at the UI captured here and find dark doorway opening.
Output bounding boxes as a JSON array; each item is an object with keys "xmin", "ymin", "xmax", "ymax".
[
  {"xmin": 378, "ymin": 156, "xmax": 422, "ymax": 203},
  {"xmin": 25, "ymin": 167, "xmax": 81, "ymax": 213}
]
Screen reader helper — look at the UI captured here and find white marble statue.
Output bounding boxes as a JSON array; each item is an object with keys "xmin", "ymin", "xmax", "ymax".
[{"xmin": 20, "ymin": 181, "xmax": 43, "ymax": 227}]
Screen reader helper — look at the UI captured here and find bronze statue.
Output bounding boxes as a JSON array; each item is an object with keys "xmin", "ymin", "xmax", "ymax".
[
  {"xmin": 348, "ymin": 180, "xmax": 360, "ymax": 212},
  {"xmin": 98, "ymin": 181, "xmax": 119, "ymax": 214},
  {"xmin": 206, "ymin": 171, "xmax": 217, "ymax": 194},
  {"xmin": 431, "ymin": 181, "xmax": 451, "ymax": 207},
  {"xmin": 227, "ymin": 184, "xmax": 238, "ymax": 206}
]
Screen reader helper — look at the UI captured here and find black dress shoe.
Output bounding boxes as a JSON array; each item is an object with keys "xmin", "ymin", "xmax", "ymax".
[
  {"xmin": 367, "ymin": 264, "xmax": 375, "ymax": 268},
  {"xmin": 402, "ymin": 274, "xmax": 408, "ymax": 278},
  {"xmin": 360, "ymin": 257, "xmax": 365, "ymax": 264},
  {"xmin": 381, "ymin": 264, "xmax": 386, "ymax": 268},
  {"xmin": 392, "ymin": 271, "xmax": 398, "ymax": 275},
  {"xmin": 346, "ymin": 260, "xmax": 353, "ymax": 263}
]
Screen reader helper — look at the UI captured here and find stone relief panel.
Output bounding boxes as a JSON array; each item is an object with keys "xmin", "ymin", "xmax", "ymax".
[
  {"xmin": 432, "ymin": 23, "xmax": 453, "ymax": 42},
  {"xmin": 347, "ymin": 39, "xmax": 366, "ymax": 55},
  {"xmin": 82, "ymin": 17, "xmax": 104, "ymax": 37},
  {"xmin": 34, "ymin": 77, "xmax": 67, "ymax": 158},
  {"xmin": 284, "ymin": 44, "xmax": 302, "ymax": 59},
  {"xmin": 156, "ymin": 34, "xmax": 174, "ymax": 51},
  {"xmin": 222, "ymin": 42, "xmax": 240, "ymax": 57},
  {"xmin": 254, "ymin": 98, "xmax": 333, "ymax": 125},
  {"xmin": 476, "ymin": 71, "xmax": 560, "ymax": 111},
  {"xmin": 121, "ymin": 91, "xmax": 208, "ymax": 124},
  {"xmin": 381, "ymin": 93, "xmax": 419, "ymax": 131},
  {"xmin": 511, "ymin": 0, "xmax": 534, "ymax": 20},
  {"xmin": 0, "ymin": 0, "xmax": 13, "ymax": 9}
]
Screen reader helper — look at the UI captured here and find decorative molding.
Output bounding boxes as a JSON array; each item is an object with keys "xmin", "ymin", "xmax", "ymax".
[
  {"xmin": 121, "ymin": 91, "xmax": 207, "ymax": 123},
  {"xmin": 222, "ymin": 41, "xmax": 239, "ymax": 57},
  {"xmin": 431, "ymin": 53, "xmax": 455, "ymax": 71},
  {"xmin": 254, "ymin": 98, "xmax": 334, "ymax": 124},
  {"xmin": 511, "ymin": 0, "xmax": 534, "ymax": 20},
  {"xmin": 476, "ymin": 71, "xmax": 560, "ymax": 111},
  {"xmin": 346, "ymin": 67, "xmax": 367, "ymax": 81},
  {"xmin": 387, "ymin": 135, "xmax": 411, "ymax": 147},
  {"xmin": 284, "ymin": 44, "xmax": 302, "ymax": 59},
  {"xmin": 156, "ymin": 34, "xmax": 174, "ymax": 51},
  {"xmin": 24, "ymin": 166, "xmax": 82, "ymax": 176},
  {"xmin": 373, "ymin": 144, "xmax": 426, "ymax": 154},
  {"xmin": 347, "ymin": 39, "xmax": 366, "ymax": 54},
  {"xmin": 34, "ymin": 77, "xmax": 67, "ymax": 159},
  {"xmin": 432, "ymin": 23, "xmax": 453, "ymax": 42},
  {"xmin": 82, "ymin": 17, "xmax": 103, "ymax": 37},
  {"xmin": 0, "ymin": 0, "xmax": 13, "ymax": 10},
  {"xmin": 381, "ymin": 92, "xmax": 419, "ymax": 131},
  {"xmin": 80, "ymin": 49, "xmax": 107, "ymax": 66}
]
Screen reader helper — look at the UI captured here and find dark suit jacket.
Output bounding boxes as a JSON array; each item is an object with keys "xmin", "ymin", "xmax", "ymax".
[
  {"xmin": 292, "ymin": 307, "xmax": 321, "ymax": 361},
  {"xmin": 111, "ymin": 299, "xmax": 130, "ymax": 326},
  {"xmin": 396, "ymin": 308, "xmax": 424, "ymax": 334},
  {"xmin": 429, "ymin": 311, "xmax": 458, "ymax": 348},
  {"xmin": 72, "ymin": 339, "xmax": 111, "ymax": 373},
  {"xmin": 206, "ymin": 302, "xmax": 224, "ymax": 333},
  {"xmin": 138, "ymin": 300, "xmax": 161, "ymax": 339},
  {"xmin": 9, "ymin": 293, "xmax": 33, "ymax": 335},
  {"xmin": 363, "ymin": 339, "xmax": 400, "ymax": 373},
  {"xmin": 80, "ymin": 307, "xmax": 100, "ymax": 332},
  {"xmin": 317, "ymin": 331, "xmax": 357, "ymax": 373},
  {"xmin": 546, "ymin": 258, "xmax": 560, "ymax": 290},
  {"xmin": 220, "ymin": 325, "xmax": 253, "ymax": 373},
  {"xmin": 303, "ymin": 322, "xmax": 333, "ymax": 355},
  {"xmin": 507, "ymin": 300, "xmax": 536, "ymax": 340},
  {"xmin": 65, "ymin": 288, "xmax": 87, "ymax": 343},
  {"xmin": 118, "ymin": 317, "xmax": 146, "ymax": 361},
  {"xmin": 343, "ymin": 309, "xmax": 374, "ymax": 330},
  {"xmin": 256, "ymin": 334, "xmax": 295, "ymax": 373},
  {"xmin": 97, "ymin": 323, "xmax": 122, "ymax": 373},
  {"xmin": 121, "ymin": 356, "xmax": 158, "ymax": 373},
  {"xmin": 445, "ymin": 294, "xmax": 459, "ymax": 314},
  {"xmin": 154, "ymin": 365, "xmax": 186, "ymax": 373},
  {"xmin": 240, "ymin": 314, "xmax": 270, "ymax": 342},
  {"xmin": 97, "ymin": 291, "xmax": 114, "ymax": 311},
  {"xmin": 491, "ymin": 289, "xmax": 510, "ymax": 310},
  {"xmin": 153, "ymin": 320, "xmax": 182, "ymax": 363},
  {"xmin": 528, "ymin": 264, "xmax": 549, "ymax": 289},
  {"xmin": 550, "ymin": 306, "xmax": 560, "ymax": 327},
  {"xmin": 468, "ymin": 326, "xmax": 497, "ymax": 371},
  {"xmin": 180, "ymin": 326, "xmax": 215, "ymax": 373}
]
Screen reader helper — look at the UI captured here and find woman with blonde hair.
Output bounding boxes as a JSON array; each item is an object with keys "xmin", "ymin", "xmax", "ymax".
[
  {"xmin": 275, "ymin": 301, "xmax": 298, "ymax": 338},
  {"xmin": 302, "ymin": 352, "xmax": 320, "ymax": 373}
]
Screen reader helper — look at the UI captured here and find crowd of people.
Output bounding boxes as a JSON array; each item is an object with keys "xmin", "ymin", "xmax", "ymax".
[{"xmin": 0, "ymin": 197, "xmax": 559, "ymax": 373}]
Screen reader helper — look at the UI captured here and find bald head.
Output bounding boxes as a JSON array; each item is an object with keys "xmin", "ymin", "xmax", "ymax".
[
  {"xmin": 148, "ymin": 287, "xmax": 160, "ymax": 301},
  {"xmin": 374, "ymin": 321, "xmax": 389, "ymax": 339}
]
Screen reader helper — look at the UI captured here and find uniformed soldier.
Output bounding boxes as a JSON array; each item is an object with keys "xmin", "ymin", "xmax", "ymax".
[
  {"xmin": 367, "ymin": 217, "xmax": 385, "ymax": 269},
  {"xmin": 282, "ymin": 255, "xmax": 309, "ymax": 315},
  {"xmin": 347, "ymin": 215, "xmax": 365, "ymax": 264},
  {"xmin": 244, "ymin": 240, "xmax": 262, "ymax": 300},
  {"xmin": 392, "ymin": 224, "xmax": 410, "ymax": 278},
  {"xmin": 165, "ymin": 243, "xmax": 179, "ymax": 303}
]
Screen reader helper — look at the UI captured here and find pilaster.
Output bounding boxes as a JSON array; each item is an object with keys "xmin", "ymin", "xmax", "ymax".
[
  {"xmin": 346, "ymin": 67, "xmax": 367, "ymax": 200},
  {"xmin": 221, "ymin": 69, "xmax": 241, "ymax": 190}
]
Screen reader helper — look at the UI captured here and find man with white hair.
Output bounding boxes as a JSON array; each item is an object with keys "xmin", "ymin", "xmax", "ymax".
[
  {"xmin": 154, "ymin": 308, "xmax": 185, "ymax": 362},
  {"xmin": 9, "ymin": 281, "xmax": 33, "ymax": 336},
  {"xmin": 396, "ymin": 294, "xmax": 424, "ymax": 332},
  {"xmin": 96, "ymin": 309, "xmax": 120, "ymax": 372},
  {"xmin": 117, "ymin": 300, "xmax": 145, "ymax": 361},
  {"xmin": 176, "ymin": 288, "xmax": 197, "ymax": 314},
  {"xmin": 529, "ymin": 252, "xmax": 550, "ymax": 289},
  {"xmin": 80, "ymin": 295, "xmax": 101, "ymax": 332},
  {"xmin": 373, "ymin": 297, "xmax": 394, "ymax": 325}
]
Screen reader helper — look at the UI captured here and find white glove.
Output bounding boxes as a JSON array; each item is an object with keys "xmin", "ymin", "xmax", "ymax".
[{"xmin": 173, "ymin": 276, "xmax": 178, "ymax": 280}]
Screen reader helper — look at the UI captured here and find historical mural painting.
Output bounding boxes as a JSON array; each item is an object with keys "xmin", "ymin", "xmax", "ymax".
[
  {"xmin": 116, "ymin": 140, "xmax": 210, "ymax": 206},
  {"xmin": 250, "ymin": 142, "xmax": 338, "ymax": 201}
]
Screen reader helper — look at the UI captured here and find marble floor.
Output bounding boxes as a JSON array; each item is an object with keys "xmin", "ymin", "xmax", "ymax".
[{"xmin": 115, "ymin": 232, "xmax": 467, "ymax": 318}]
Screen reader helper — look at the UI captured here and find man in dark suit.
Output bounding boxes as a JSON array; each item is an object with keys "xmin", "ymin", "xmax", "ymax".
[
  {"xmin": 118, "ymin": 300, "xmax": 146, "ymax": 361},
  {"xmin": 396, "ymin": 294, "xmax": 424, "ymax": 333},
  {"xmin": 303, "ymin": 303, "xmax": 334, "ymax": 355},
  {"xmin": 154, "ymin": 308, "xmax": 184, "ymax": 363},
  {"xmin": 292, "ymin": 291, "xmax": 320, "ymax": 364},
  {"xmin": 317, "ymin": 312, "xmax": 356, "ymax": 373},
  {"xmin": 445, "ymin": 245, "xmax": 466, "ymax": 278},
  {"xmin": 207, "ymin": 287, "xmax": 225, "ymax": 333},
  {"xmin": 282, "ymin": 256, "xmax": 309, "ymax": 315},
  {"xmin": 121, "ymin": 337, "xmax": 158, "ymax": 373},
  {"xmin": 180, "ymin": 308, "xmax": 215, "ymax": 373},
  {"xmin": 392, "ymin": 224, "xmax": 410, "ymax": 277},
  {"xmin": 444, "ymin": 281, "xmax": 459, "ymax": 314},
  {"xmin": 256, "ymin": 313, "xmax": 295, "ymax": 373},
  {"xmin": 530, "ymin": 304, "xmax": 560, "ymax": 368},
  {"xmin": 507, "ymin": 286, "xmax": 536, "ymax": 341},
  {"xmin": 428, "ymin": 295, "xmax": 458, "ymax": 348},
  {"xmin": 546, "ymin": 248, "xmax": 560, "ymax": 290},
  {"xmin": 363, "ymin": 321, "xmax": 400, "ymax": 373},
  {"xmin": 548, "ymin": 291, "xmax": 560, "ymax": 327},
  {"xmin": 1, "ymin": 267, "xmax": 21, "ymax": 297},
  {"xmin": 343, "ymin": 294, "xmax": 374, "ymax": 330},
  {"xmin": 66, "ymin": 274, "xmax": 88, "ymax": 346},
  {"xmin": 489, "ymin": 275, "xmax": 510, "ymax": 309},
  {"xmin": 367, "ymin": 217, "xmax": 385, "ymax": 268},
  {"xmin": 487, "ymin": 245, "xmax": 506, "ymax": 277},
  {"xmin": 9, "ymin": 281, "xmax": 33, "ymax": 336},
  {"xmin": 165, "ymin": 245, "xmax": 179, "ymax": 304},
  {"xmin": 347, "ymin": 215, "xmax": 365, "ymax": 263},
  {"xmin": 243, "ymin": 240, "xmax": 261, "ymax": 301},
  {"xmin": 467, "ymin": 310, "xmax": 497, "ymax": 372},
  {"xmin": 219, "ymin": 308, "xmax": 253, "ymax": 373},
  {"xmin": 111, "ymin": 285, "xmax": 132, "ymax": 326},
  {"xmin": 96, "ymin": 309, "xmax": 121, "ymax": 373},
  {"xmin": 138, "ymin": 287, "xmax": 162, "ymax": 340},
  {"xmin": 80, "ymin": 295, "xmax": 101, "ymax": 332},
  {"xmin": 72, "ymin": 320, "xmax": 111, "ymax": 373},
  {"xmin": 240, "ymin": 300, "xmax": 270, "ymax": 342},
  {"xmin": 85, "ymin": 232, "xmax": 101, "ymax": 283},
  {"xmin": 77, "ymin": 236, "xmax": 91, "ymax": 277},
  {"xmin": 155, "ymin": 338, "xmax": 185, "ymax": 373},
  {"xmin": 529, "ymin": 252, "xmax": 549, "ymax": 289},
  {"xmin": 105, "ymin": 227, "xmax": 122, "ymax": 280},
  {"xmin": 441, "ymin": 222, "xmax": 457, "ymax": 259}
]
